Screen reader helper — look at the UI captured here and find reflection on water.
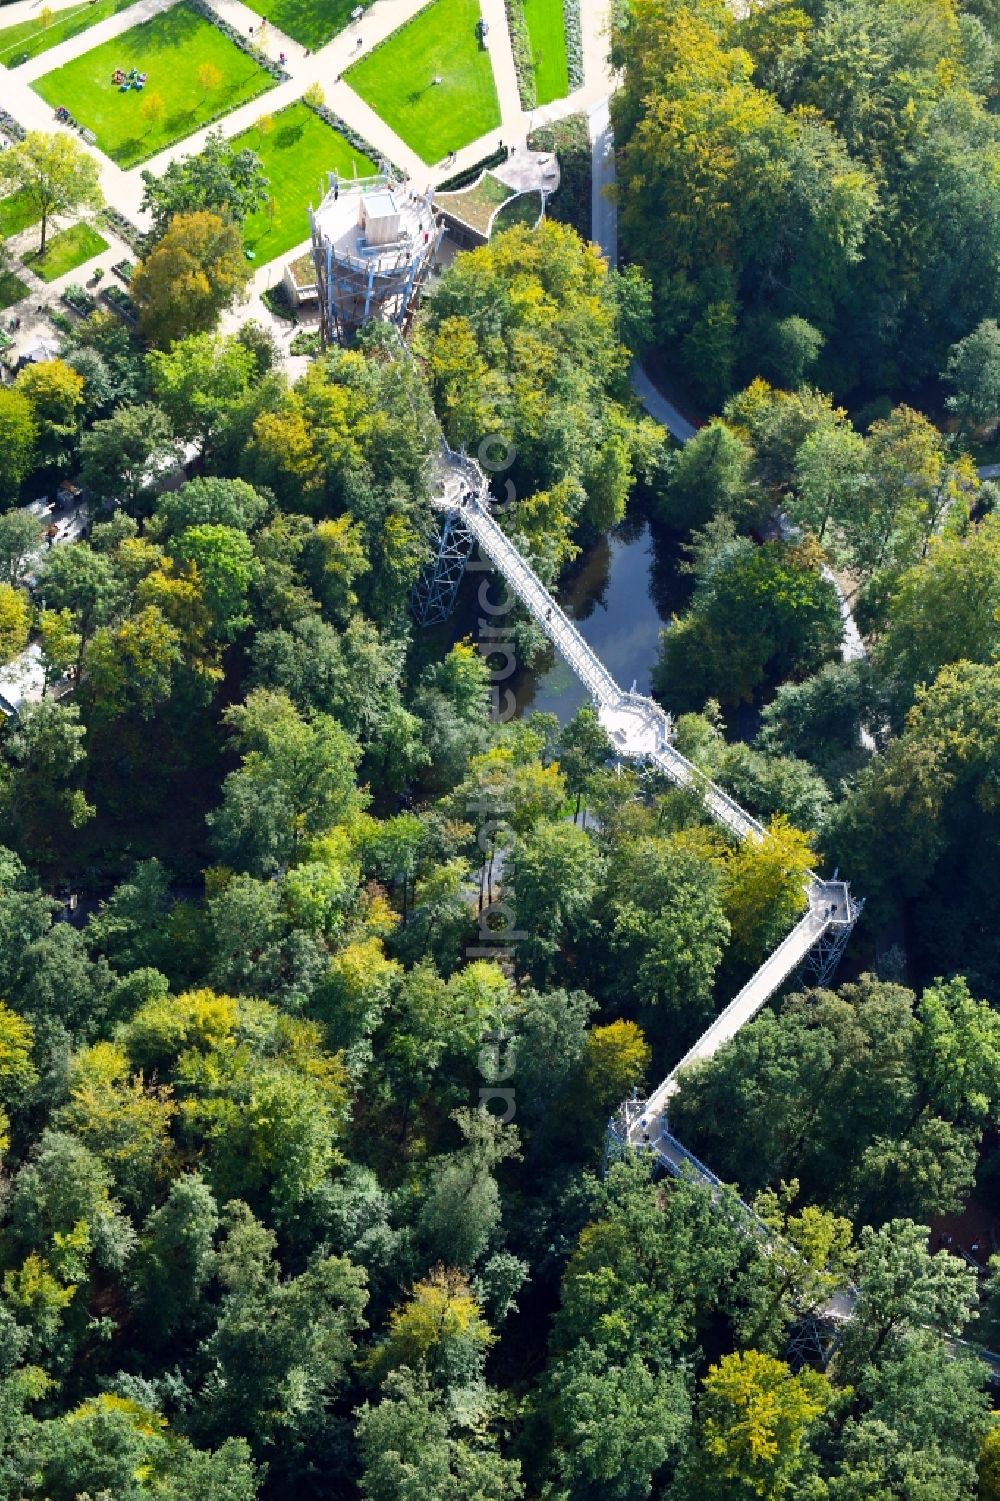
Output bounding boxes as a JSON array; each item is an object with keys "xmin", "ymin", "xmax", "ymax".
[
  {"xmin": 423, "ymin": 513, "xmax": 687, "ymax": 727},
  {"xmin": 511, "ymin": 516, "xmax": 685, "ymax": 722}
]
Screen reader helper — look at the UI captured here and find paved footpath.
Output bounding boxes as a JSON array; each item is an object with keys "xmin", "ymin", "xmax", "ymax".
[{"xmin": 0, "ymin": 0, "xmax": 621, "ymax": 368}]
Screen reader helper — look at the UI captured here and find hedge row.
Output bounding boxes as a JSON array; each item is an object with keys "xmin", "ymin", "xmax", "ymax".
[
  {"xmin": 504, "ymin": 0, "xmax": 536, "ymax": 110},
  {"xmin": 0, "ymin": 108, "xmax": 26, "ymax": 142},
  {"xmin": 564, "ymin": 0, "xmax": 583, "ymax": 89},
  {"xmin": 303, "ymin": 98, "xmax": 390, "ymax": 176},
  {"xmin": 184, "ymin": 0, "xmax": 290, "ymax": 81},
  {"xmin": 436, "ymin": 145, "xmax": 508, "ymax": 193}
]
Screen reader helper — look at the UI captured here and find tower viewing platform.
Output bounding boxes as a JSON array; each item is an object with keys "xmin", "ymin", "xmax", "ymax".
[{"xmin": 309, "ymin": 170, "xmax": 443, "ymax": 343}]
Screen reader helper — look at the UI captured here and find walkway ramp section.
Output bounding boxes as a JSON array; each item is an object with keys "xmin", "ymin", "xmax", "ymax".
[{"xmin": 639, "ymin": 899, "xmax": 830, "ymax": 1133}]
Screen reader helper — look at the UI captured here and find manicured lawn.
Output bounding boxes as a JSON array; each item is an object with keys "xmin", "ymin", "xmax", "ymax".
[
  {"xmin": 492, "ymin": 189, "xmax": 541, "ymax": 235},
  {"xmin": 231, "ymin": 102, "xmax": 375, "ymax": 264},
  {"xmin": 0, "ymin": 269, "xmax": 29, "ymax": 309},
  {"xmin": 523, "ymin": 0, "xmax": 567, "ymax": 105},
  {"xmin": 435, "ymin": 171, "xmax": 511, "ymax": 233},
  {"xmin": 22, "ymin": 220, "xmax": 108, "ymax": 280},
  {"xmin": 0, "ymin": 0, "xmax": 138, "ymax": 69},
  {"xmin": 263, "ymin": 0, "xmax": 355, "ymax": 50},
  {"xmin": 32, "ymin": 3, "xmax": 276, "ymax": 167},
  {"xmin": 0, "ymin": 187, "xmax": 41, "ymax": 237},
  {"xmin": 345, "ymin": 0, "xmax": 500, "ymax": 165}
]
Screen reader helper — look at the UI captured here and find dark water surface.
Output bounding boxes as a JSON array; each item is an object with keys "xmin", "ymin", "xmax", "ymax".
[{"xmin": 510, "ymin": 515, "xmax": 685, "ymax": 722}]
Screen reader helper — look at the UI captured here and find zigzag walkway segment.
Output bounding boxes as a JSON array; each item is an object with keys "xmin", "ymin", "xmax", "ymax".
[
  {"xmin": 415, "ymin": 444, "xmax": 1000, "ymax": 1380},
  {"xmin": 415, "ymin": 445, "xmax": 861, "ymax": 1124}
]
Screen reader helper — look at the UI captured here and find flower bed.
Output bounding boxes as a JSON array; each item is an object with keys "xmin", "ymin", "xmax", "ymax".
[
  {"xmin": 102, "ymin": 208, "xmax": 145, "ymax": 255},
  {"xmin": 62, "ymin": 282, "xmax": 98, "ymax": 317},
  {"xmin": 111, "ymin": 258, "xmax": 135, "ymax": 284},
  {"xmin": 0, "ymin": 109, "xmax": 26, "ymax": 142},
  {"xmin": 504, "ymin": 0, "xmax": 536, "ymax": 110},
  {"xmin": 102, "ymin": 283, "xmax": 137, "ymax": 323},
  {"xmin": 564, "ymin": 0, "xmax": 583, "ymax": 88},
  {"xmin": 289, "ymin": 328, "xmax": 321, "ymax": 355}
]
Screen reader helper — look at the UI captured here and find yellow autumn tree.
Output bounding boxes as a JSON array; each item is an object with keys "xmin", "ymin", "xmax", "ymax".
[
  {"xmin": 688, "ymin": 1349, "xmax": 831, "ymax": 1499},
  {"xmin": 364, "ymin": 1267, "xmax": 494, "ymax": 1383}
]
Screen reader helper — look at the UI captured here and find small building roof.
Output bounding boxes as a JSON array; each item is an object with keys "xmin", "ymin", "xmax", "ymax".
[
  {"xmin": 20, "ymin": 333, "xmax": 60, "ymax": 365},
  {"xmin": 363, "ymin": 188, "xmax": 397, "ymax": 219},
  {"xmin": 0, "ymin": 643, "xmax": 46, "ymax": 719}
]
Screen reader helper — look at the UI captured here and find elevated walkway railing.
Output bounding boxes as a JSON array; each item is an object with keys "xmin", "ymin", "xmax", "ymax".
[{"xmin": 643, "ymin": 903, "xmax": 830, "ymax": 1120}]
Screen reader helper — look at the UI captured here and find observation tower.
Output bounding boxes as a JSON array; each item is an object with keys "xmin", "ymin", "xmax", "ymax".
[{"xmin": 308, "ymin": 169, "xmax": 443, "ymax": 344}]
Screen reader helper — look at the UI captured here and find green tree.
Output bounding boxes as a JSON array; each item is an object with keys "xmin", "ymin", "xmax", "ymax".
[
  {"xmin": 596, "ymin": 831, "xmax": 729, "ymax": 1031},
  {"xmin": 153, "ymin": 476, "xmax": 269, "ymax": 541},
  {"xmin": 0, "ymin": 130, "xmax": 102, "ymax": 256},
  {"xmin": 755, "ymin": 314, "xmax": 824, "ymax": 389},
  {"xmin": 417, "ymin": 1109, "xmax": 520, "ymax": 1270},
  {"xmin": 827, "ymin": 661, "xmax": 1000, "ymax": 986},
  {"xmin": 37, "ymin": 544, "xmax": 123, "ymax": 671},
  {"xmin": 147, "ymin": 333, "xmax": 256, "ymax": 456},
  {"xmin": 547, "ymin": 1342, "xmax": 690, "ymax": 1501},
  {"xmin": 132, "ymin": 212, "xmax": 250, "ymax": 349},
  {"xmin": 876, "ymin": 515, "xmax": 1000, "ymax": 711},
  {"xmin": 655, "ymin": 530, "xmax": 842, "ymax": 710},
  {"xmin": 79, "ymin": 402, "xmax": 180, "ymax": 515},
  {"xmin": 559, "ymin": 705, "xmax": 613, "ymax": 822},
  {"xmin": 131, "ymin": 1173, "xmax": 218, "ymax": 1344},
  {"xmin": 510, "ymin": 819, "xmax": 600, "ymax": 980},
  {"xmin": 669, "ymin": 977, "xmax": 921, "ymax": 1212},
  {"xmin": 209, "ymin": 689, "xmax": 363, "ymax": 874},
  {"xmin": 916, "ymin": 975, "xmax": 1000, "ymax": 1126},
  {"xmin": 83, "ymin": 605, "xmax": 183, "ymax": 723},
  {"xmin": 0, "ymin": 509, "xmax": 43, "ymax": 589},
  {"xmin": 0, "ymin": 584, "xmax": 30, "ymax": 666},
  {"xmin": 171, "ymin": 524, "xmax": 260, "ymax": 641},
  {"xmin": 14, "ymin": 359, "xmax": 84, "ymax": 470},
  {"xmin": 192, "ymin": 1194, "xmax": 367, "ymax": 1452},
  {"xmin": 834, "ymin": 1219, "xmax": 979, "ymax": 1383},
  {"xmin": 357, "ymin": 1369, "xmax": 523, "ymax": 1501},
  {"xmin": 0, "ymin": 388, "xmax": 38, "ymax": 505},
  {"xmin": 139, "ymin": 129, "xmax": 268, "ymax": 239},
  {"xmin": 944, "ymin": 318, "xmax": 1000, "ymax": 430},
  {"xmin": 0, "ymin": 698, "xmax": 94, "ymax": 861},
  {"xmin": 659, "ymin": 420, "xmax": 754, "ymax": 534}
]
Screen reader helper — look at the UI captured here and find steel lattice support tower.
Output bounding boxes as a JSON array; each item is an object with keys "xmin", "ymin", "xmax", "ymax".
[
  {"xmin": 802, "ymin": 890, "xmax": 864, "ymax": 988},
  {"xmin": 411, "ymin": 505, "xmax": 476, "ymax": 626}
]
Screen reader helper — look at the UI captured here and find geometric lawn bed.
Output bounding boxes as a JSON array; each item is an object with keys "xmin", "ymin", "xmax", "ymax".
[
  {"xmin": 434, "ymin": 171, "xmax": 512, "ymax": 235},
  {"xmin": 0, "ymin": 0, "xmax": 138, "ymax": 70},
  {"xmin": 32, "ymin": 2, "xmax": 276, "ymax": 168},
  {"xmin": 23, "ymin": 220, "xmax": 109, "ymax": 281},
  {"xmin": 230, "ymin": 102, "xmax": 375, "ymax": 265},
  {"xmin": 259, "ymin": 0, "xmax": 356, "ymax": 51},
  {"xmin": 0, "ymin": 269, "xmax": 30, "ymax": 309},
  {"xmin": 345, "ymin": 0, "xmax": 501, "ymax": 165},
  {"xmin": 522, "ymin": 0, "xmax": 568, "ymax": 105}
]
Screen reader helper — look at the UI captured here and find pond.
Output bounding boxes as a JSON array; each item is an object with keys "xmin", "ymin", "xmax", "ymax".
[
  {"xmin": 416, "ymin": 509, "xmax": 687, "ymax": 726},
  {"xmin": 508, "ymin": 514, "xmax": 685, "ymax": 722}
]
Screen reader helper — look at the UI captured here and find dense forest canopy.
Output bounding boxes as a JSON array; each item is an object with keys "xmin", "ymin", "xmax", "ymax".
[
  {"xmin": 613, "ymin": 0, "xmax": 1000, "ymax": 406},
  {"xmin": 0, "ymin": 15, "xmax": 996, "ymax": 1488}
]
